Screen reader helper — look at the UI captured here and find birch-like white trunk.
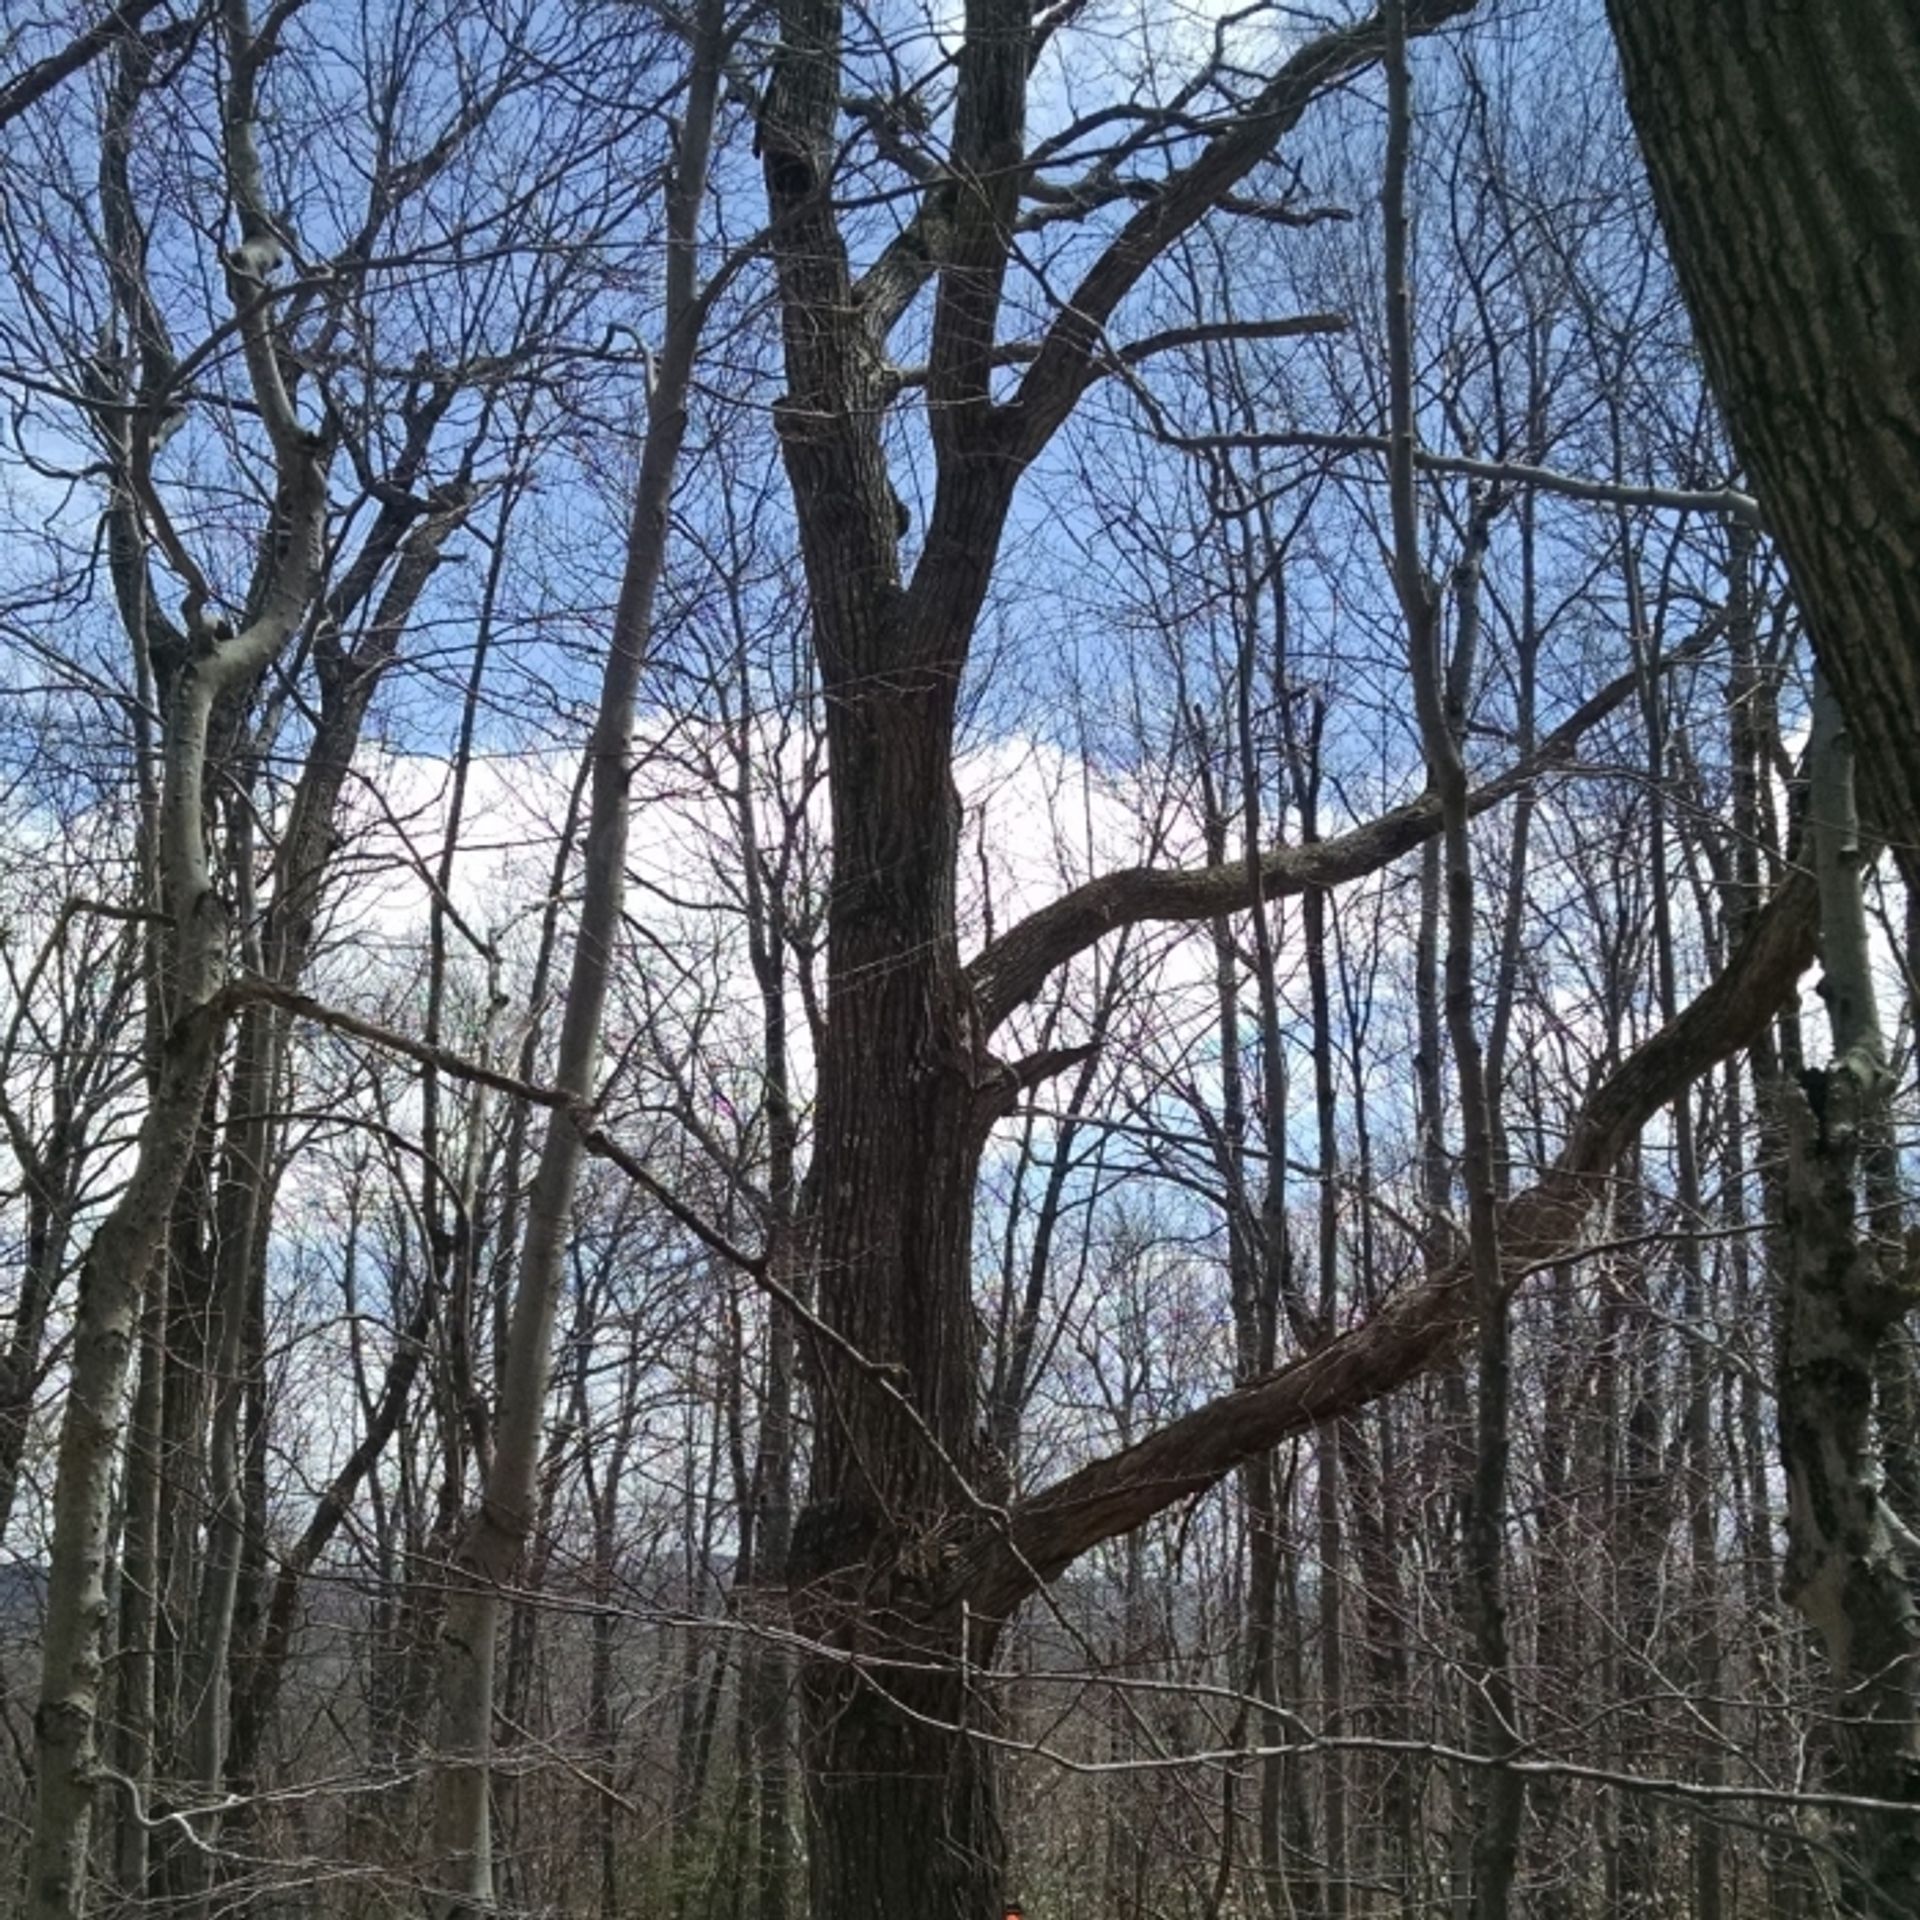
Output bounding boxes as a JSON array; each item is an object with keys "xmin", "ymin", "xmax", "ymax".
[
  {"xmin": 26, "ymin": 504, "xmax": 325, "ymax": 1920},
  {"xmin": 25, "ymin": 8, "xmax": 329, "ymax": 1907}
]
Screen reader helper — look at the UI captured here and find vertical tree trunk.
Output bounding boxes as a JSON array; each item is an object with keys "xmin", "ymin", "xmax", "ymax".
[
  {"xmin": 1196, "ymin": 647, "xmax": 1305, "ymax": 1917},
  {"xmin": 1384, "ymin": 9, "xmax": 1518, "ymax": 1912},
  {"xmin": 758, "ymin": 0, "xmax": 1023, "ymax": 1908},
  {"xmin": 1775, "ymin": 672, "xmax": 1920, "ymax": 1916},
  {"xmin": 25, "ymin": 461, "xmax": 326, "ymax": 1920},
  {"xmin": 1610, "ymin": 1163, "xmax": 1666, "ymax": 1920},
  {"xmin": 582, "ymin": 1322, "xmax": 640, "ymax": 1920},
  {"xmin": 0, "ymin": 1111, "xmax": 83, "ymax": 1550},
  {"xmin": 1607, "ymin": 1, "xmax": 1920, "ymax": 879},
  {"xmin": 427, "ymin": 15, "xmax": 723, "ymax": 1904},
  {"xmin": 717, "ymin": 643, "xmax": 809, "ymax": 1920},
  {"xmin": 1293, "ymin": 716, "xmax": 1348, "ymax": 1920},
  {"xmin": 753, "ymin": 2, "xmax": 1490, "ymax": 1907},
  {"xmin": 24, "ymin": 29, "xmax": 330, "ymax": 1884},
  {"xmin": 1625, "ymin": 516, "xmax": 1729, "ymax": 1920},
  {"xmin": 109, "ymin": 1249, "xmax": 167, "ymax": 1901},
  {"xmin": 1717, "ymin": 534, "xmax": 1805, "ymax": 1920},
  {"xmin": 148, "ymin": 1106, "xmax": 219, "ymax": 1880},
  {"xmin": 170, "ymin": 995, "xmax": 276, "ymax": 1912},
  {"xmin": 1607, "ymin": 0, "xmax": 1920, "ymax": 1858}
]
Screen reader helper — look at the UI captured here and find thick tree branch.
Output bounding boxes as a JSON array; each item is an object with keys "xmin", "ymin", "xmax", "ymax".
[
  {"xmin": 892, "ymin": 313, "xmax": 1346, "ymax": 389},
  {"xmin": 0, "ymin": 0, "xmax": 172, "ymax": 131},
  {"xmin": 1009, "ymin": 0, "xmax": 1480, "ymax": 454},
  {"xmin": 968, "ymin": 639, "xmax": 1701, "ymax": 1034},
  {"xmin": 954, "ymin": 862, "xmax": 1817, "ymax": 1617},
  {"xmin": 923, "ymin": 0, "xmax": 1030, "ymax": 438}
]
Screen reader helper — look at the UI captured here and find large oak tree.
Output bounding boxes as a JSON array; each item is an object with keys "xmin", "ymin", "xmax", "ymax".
[{"xmin": 752, "ymin": 1, "xmax": 1815, "ymax": 1911}]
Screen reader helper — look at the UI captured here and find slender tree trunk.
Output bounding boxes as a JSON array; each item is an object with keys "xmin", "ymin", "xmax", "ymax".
[
  {"xmin": 1197, "ymin": 691, "xmax": 1292, "ymax": 1918},
  {"xmin": 728, "ymin": 653, "xmax": 805, "ymax": 1920},
  {"xmin": 1645, "ymin": 649, "xmax": 1726, "ymax": 1920},
  {"xmin": 108, "ymin": 1219, "xmax": 167, "ymax": 1902},
  {"xmin": 495, "ymin": 1398, "xmax": 569, "ymax": 1908},
  {"xmin": 1295, "ymin": 755, "xmax": 1348, "ymax": 1920},
  {"xmin": 1527, "ymin": 1253, "xmax": 1580, "ymax": 1920},
  {"xmin": 1775, "ymin": 671, "xmax": 1920, "ymax": 1916},
  {"xmin": 1612, "ymin": 1165, "xmax": 1666, "ymax": 1920},
  {"xmin": 170, "ymin": 1000, "xmax": 274, "ymax": 1910},
  {"xmin": 584, "ymin": 1339, "xmax": 639, "ymax": 1920},
  {"xmin": 0, "ymin": 1129, "xmax": 80, "ymax": 1549},
  {"xmin": 429, "ymin": 18, "xmax": 724, "ymax": 1904},
  {"xmin": 148, "ymin": 1104, "xmax": 218, "ymax": 1880},
  {"xmin": 25, "ymin": 459, "xmax": 325, "ymax": 1920},
  {"xmin": 1384, "ymin": 10, "xmax": 1517, "ymax": 1912}
]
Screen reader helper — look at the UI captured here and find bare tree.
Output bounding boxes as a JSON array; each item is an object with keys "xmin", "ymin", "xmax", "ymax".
[
  {"xmin": 25, "ymin": 4, "xmax": 330, "ymax": 1902},
  {"xmin": 8, "ymin": 3, "xmax": 1916, "ymax": 1914},
  {"xmin": 428, "ymin": 2, "xmax": 736, "ymax": 1905},
  {"xmin": 1774, "ymin": 673, "xmax": 1920, "ymax": 1914}
]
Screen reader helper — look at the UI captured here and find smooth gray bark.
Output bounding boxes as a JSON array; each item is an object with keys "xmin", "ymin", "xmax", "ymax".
[{"xmin": 25, "ymin": 357, "xmax": 326, "ymax": 1920}]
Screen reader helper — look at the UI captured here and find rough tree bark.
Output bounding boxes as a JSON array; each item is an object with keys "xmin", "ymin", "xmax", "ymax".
[
  {"xmin": 1605, "ymin": 3, "xmax": 1920, "ymax": 878},
  {"xmin": 752, "ymin": 5, "xmax": 1479, "ymax": 1911},
  {"xmin": 1605, "ymin": 11, "xmax": 1920, "ymax": 1898}
]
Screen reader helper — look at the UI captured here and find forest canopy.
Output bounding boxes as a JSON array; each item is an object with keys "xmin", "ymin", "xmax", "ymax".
[{"xmin": 2, "ymin": 1, "xmax": 1918, "ymax": 1917}]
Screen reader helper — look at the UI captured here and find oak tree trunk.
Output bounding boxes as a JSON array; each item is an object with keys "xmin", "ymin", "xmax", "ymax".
[{"xmin": 1607, "ymin": 2, "xmax": 1920, "ymax": 880}]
